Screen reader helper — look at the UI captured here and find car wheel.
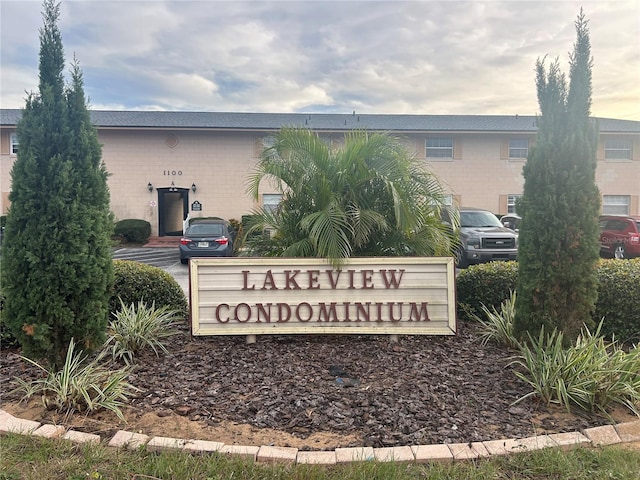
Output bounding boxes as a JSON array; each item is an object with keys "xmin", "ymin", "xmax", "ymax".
[
  {"xmin": 614, "ymin": 244, "xmax": 626, "ymax": 260},
  {"xmin": 455, "ymin": 248, "xmax": 468, "ymax": 268},
  {"xmin": 180, "ymin": 258, "xmax": 188, "ymax": 265}
]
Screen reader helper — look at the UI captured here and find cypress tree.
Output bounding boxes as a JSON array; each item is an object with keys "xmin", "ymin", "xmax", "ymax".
[
  {"xmin": 1, "ymin": 0, "xmax": 113, "ymax": 369},
  {"xmin": 514, "ymin": 10, "xmax": 600, "ymax": 344}
]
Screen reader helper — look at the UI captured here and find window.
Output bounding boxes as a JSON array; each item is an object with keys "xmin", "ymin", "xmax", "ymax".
[
  {"xmin": 604, "ymin": 140, "xmax": 632, "ymax": 161},
  {"xmin": 602, "ymin": 195, "xmax": 630, "ymax": 215},
  {"xmin": 188, "ymin": 224, "xmax": 223, "ymax": 235},
  {"xmin": 604, "ymin": 219, "xmax": 628, "ymax": 232},
  {"xmin": 430, "ymin": 194, "xmax": 453, "ymax": 206},
  {"xmin": 507, "ymin": 194, "xmax": 522, "ymax": 214},
  {"xmin": 10, "ymin": 133, "xmax": 18, "ymax": 155},
  {"xmin": 263, "ymin": 194, "xmax": 282, "ymax": 213},
  {"xmin": 509, "ymin": 139, "xmax": 528, "ymax": 159},
  {"xmin": 426, "ymin": 138, "xmax": 453, "ymax": 159}
]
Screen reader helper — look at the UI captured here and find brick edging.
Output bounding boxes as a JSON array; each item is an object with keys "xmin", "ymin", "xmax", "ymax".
[{"xmin": 1, "ymin": 409, "xmax": 638, "ymax": 465}]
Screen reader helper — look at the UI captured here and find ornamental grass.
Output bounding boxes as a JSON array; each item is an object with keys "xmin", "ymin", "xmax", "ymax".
[
  {"xmin": 104, "ymin": 299, "xmax": 182, "ymax": 365},
  {"xmin": 11, "ymin": 339, "xmax": 135, "ymax": 421},
  {"xmin": 510, "ymin": 322, "xmax": 640, "ymax": 417}
]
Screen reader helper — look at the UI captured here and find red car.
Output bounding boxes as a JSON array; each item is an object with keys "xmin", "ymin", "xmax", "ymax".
[{"xmin": 599, "ymin": 215, "xmax": 640, "ymax": 259}]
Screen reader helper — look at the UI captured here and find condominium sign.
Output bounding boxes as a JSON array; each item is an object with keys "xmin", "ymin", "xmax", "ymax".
[{"xmin": 189, "ymin": 257, "xmax": 456, "ymax": 336}]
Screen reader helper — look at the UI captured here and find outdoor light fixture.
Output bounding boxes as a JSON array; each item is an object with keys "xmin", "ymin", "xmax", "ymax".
[
  {"xmin": 147, "ymin": 182, "xmax": 153, "ymax": 192},
  {"xmin": 191, "ymin": 182, "xmax": 197, "ymax": 193},
  {"xmin": 169, "ymin": 181, "xmax": 178, "ymax": 192}
]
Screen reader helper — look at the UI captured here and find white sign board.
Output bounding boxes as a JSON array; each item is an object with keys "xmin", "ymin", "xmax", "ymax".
[{"xmin": 190, "ymin": 257, "xmax": 456, "ymax": 336}]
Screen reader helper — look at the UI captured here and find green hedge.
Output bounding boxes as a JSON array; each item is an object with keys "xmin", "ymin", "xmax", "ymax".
[
  {"xmin": 110, "ymin": 260, "xmax": 188, "ymax": 318},
  {"xmin": 0, "ymin": 290, "xmax": 18, "ymax": 349},
  {"xmin": 594, "ymin": 259, "xmax": 640, "ymax": 343},
  {"xmin": 456, "ymin": 261, "xmax": 518, "ymax": 320},
  {"xmin": 4, "ymin": 261, "xmax": 188, "ymax": 349},
  {"xmin": 456, "ymin": 259, "xmax": 640, "ymax": 343},
  {"xmin": 113, "ymin": 219, "xmax": 151, "ymax": 244}
]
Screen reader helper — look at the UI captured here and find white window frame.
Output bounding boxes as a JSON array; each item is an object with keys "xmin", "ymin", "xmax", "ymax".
[
  {"xmin": 602, "ymin": 195, "xmax": 630, "ymax": 215},
  {"xmin": 426, "ymin": 138, "xmax": 453, "ymax": 159},
  {"xmin": 10, "ymin": 133, "xmax": 18, "ymax": 155},
  {"xmin": 604, "ymin": 140, "xmax": 632, "ymax": 161},
  {"xmin": 508, "ymin": 139, "xmax": 528, "ymax": 159},
  {"xmin": 262, "ymin": 193, "xmax": 282, "ymax": 213},
  {"xmin": 430, "ymin": 194, "xmax": 453, "ymax": 207},
  {"xmin": 507, "ymin": 194, "xmax": 522, "ymax": 214}
]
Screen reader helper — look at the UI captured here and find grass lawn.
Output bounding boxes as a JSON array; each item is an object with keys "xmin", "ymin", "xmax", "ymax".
[{"xmin": 2, "ymin": 432, "xmax": 640, "ymax": 480}]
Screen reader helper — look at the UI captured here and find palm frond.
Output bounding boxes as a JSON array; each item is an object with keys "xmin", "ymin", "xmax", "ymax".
[
  {"xmin": 244, "ymin": 127, "xmax": 456, "ymax": 264},
  {"xmin": 299, "ymin": 204, "xmax": 352, "ymax": 266}
]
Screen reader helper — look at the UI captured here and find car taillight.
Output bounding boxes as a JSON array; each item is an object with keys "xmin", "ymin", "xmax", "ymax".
[
  {"xmin": 215, "ymin": 236, "xmax": 229, "ymax": 245},
  {"xmin": 180, "ymin": 238, "xmax": 191, "ymax": 245},
  {"xmin": 630, "ymin": 234, "xmax": 640, "ymax": 244}
]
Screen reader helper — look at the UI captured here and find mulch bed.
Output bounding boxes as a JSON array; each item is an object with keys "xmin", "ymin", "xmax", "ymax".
[{"xmin": 0, "ymin": 321, "xmax": 617, "ymax": 448}]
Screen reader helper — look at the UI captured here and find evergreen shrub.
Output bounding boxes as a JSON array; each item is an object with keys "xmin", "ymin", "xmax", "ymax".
[
  {"xmin": 457, "ymin": 259, "xmax": 640, "ymax": 343},
  {"xmin": 228, "ymin": 218, "xmax": 243, "ymax": 253},
  {"xmin": 113, "ymin": 219, "xmax": 151, "ymax": 244},
  {"xmin": 110, "ymin": 260, "xmax": 187, "ymax": 318},
  {"xmin": 595, "ymin": 259, "xmax": 640, "ymax": 343},
  {"xmin": 456, "ymin": 261, "xmax": 518, "ymax": 320},
  {"xmin": 513, "ymin": 12, "xmax": 600, "ymax": 344},
  {"xmin": 1, "ymin": 1, "xmax": 113, "ymax": 368},
  {"xmin": 0, "ymin": 290, "xmax": 18, "ymax": 349}
]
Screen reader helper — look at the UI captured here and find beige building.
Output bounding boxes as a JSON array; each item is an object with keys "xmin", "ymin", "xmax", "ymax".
[{"xmin": 1, "ymin": 109, "xmax": 639, "ymax": 237}]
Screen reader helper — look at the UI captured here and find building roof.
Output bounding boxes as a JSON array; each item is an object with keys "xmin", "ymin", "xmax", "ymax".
[{"xmin": 1, "ymin": 108, "xmax": 639, "ymax": 133}]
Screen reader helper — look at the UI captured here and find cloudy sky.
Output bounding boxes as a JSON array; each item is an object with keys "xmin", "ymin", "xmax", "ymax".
[{"xmin": 1, "ymin": 0, "xmax": 639, "ymax": 120}]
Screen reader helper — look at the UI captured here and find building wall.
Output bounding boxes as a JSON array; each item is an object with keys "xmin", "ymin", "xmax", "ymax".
[
  {"xmin": 1, "ymin": 126, "xmax": 639, "ymax": 236},
  {"xmin": 413, "ymin": 133, "xmax": 530, "ymax": 212},
  {"xmin": 596, "ymin": 133, "xmax": 640, "ymax": 213},
  {"xmin": 0, "ymin": 130, "xmax": 16, "ymax": 214},
  {"xmin": 98, "ymin": 129, "xmax": 263, "ymax": 231}
]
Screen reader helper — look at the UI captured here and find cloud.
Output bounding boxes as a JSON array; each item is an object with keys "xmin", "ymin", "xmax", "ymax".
[{"xmin": 1, "ymin": 0, "xmax": 638, "ymax": 120}]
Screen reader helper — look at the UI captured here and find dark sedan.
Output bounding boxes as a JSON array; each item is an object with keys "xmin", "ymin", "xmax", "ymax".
[{"xmin": 180, "ymin": 219, "xmax": 234, "ymax": 264}]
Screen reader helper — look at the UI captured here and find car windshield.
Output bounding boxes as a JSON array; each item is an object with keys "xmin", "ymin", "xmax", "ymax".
[
  {"xmin": 187, "ymin": 224, "xmax": 224, "ymax": 235},
  {"xmin": 460, "ymin": 211, "xmax": 502, "ymax": 228}
]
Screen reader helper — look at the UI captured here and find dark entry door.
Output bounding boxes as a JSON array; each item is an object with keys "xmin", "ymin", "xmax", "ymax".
[{"xmin": 158, "ymin": 188, "xmax": 189, "ymax": 236}]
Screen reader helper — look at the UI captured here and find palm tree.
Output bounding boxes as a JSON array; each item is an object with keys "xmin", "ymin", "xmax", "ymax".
[{"xmin": 244, "ymin": 128, "xmax": 455, "ymax": 266}]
